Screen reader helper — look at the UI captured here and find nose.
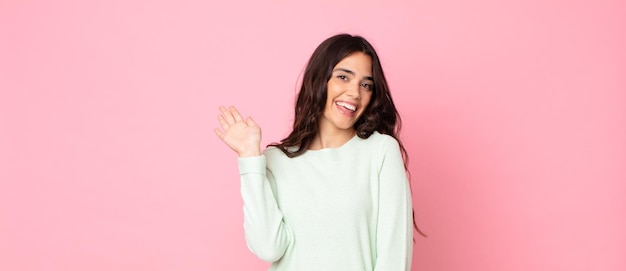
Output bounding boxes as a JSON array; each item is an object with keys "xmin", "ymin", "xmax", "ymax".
[{"xmin": 345, "ymin": 81, "xmax": 361, "ymax": 99}]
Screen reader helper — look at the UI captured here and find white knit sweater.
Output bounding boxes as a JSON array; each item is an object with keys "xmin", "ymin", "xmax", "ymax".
[{"xmin": 238, "ymin": 132, "xmax": 413, "ymax": 271}]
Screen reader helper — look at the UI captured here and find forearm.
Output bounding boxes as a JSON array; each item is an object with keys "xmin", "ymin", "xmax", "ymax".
[{"xmin": 238, "ymin": 155, "xmax": 292, "ymax": 262}]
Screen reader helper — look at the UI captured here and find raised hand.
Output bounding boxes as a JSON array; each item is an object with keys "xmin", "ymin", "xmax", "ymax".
[{"xmin": 215, "ymin": 106, "xmax": 262, "ymax": 157}]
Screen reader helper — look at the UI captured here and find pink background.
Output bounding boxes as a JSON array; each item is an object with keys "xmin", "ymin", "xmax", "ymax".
[{"xmin": 1, "ymin": 0, "xmax": 625, "ymax": 270}]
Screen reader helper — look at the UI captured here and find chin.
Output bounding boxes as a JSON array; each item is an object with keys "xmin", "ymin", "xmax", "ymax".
[{"xmin": 339, "ymin": 122, "xmax": 357, "ymax": 130}]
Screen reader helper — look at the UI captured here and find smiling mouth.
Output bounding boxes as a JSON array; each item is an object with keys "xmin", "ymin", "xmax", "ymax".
[{"xmin": 336, "ymin": 101, "xmax": 356, "ymax": 112}]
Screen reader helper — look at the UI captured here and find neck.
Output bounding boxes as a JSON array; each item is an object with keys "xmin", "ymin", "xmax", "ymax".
[{"xmin": 309, "ymin": 128, "xmax": 356, "ymax": 150}]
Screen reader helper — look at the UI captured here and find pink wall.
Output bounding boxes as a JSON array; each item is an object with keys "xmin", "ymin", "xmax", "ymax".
[{"xmin": 1, "ymin": 0, "xmax": 625, "ymax": 270}]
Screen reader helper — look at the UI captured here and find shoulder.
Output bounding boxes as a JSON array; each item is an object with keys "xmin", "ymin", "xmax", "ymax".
[
  {"xmin": 364, "ymin": 131, "xmax": 400, "ymax": 149},
  {"xmin": 367, "ymin": 131, "xmax": 395, "ymax": 142},
  {"xmin": 361, "ymin": 132, "xmax": 404, "ymax": 164},
  {"xmin": 260, "ymin": 147, "xmax": 288, "ymax": 173},
  {"xmin": 262, "ymin": 146, "xmax": 287, "ymax": 160}
]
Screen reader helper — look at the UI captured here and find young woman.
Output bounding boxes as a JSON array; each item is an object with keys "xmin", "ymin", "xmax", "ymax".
[{"xmin": 215, "ymin": 34, "xmax": 414, "ymax": 270}]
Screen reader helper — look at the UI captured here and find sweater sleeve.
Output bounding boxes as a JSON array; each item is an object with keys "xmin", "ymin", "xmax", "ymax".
[
  {"xmin": 238, "ymin": 155, "xmax": 293, "ymax": 262},
  {"xmin": 374, "ymin": 137, "xmax": 413, "ymax": 271}
]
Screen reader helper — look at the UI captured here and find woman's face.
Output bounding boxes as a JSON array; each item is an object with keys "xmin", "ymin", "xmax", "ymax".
[{"xmin": 319, "ymin": 52, "xmax": 374, "ymax": 134}]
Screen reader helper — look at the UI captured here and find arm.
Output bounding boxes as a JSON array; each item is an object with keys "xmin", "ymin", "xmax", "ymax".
[
  {"xmin": 239, "ymin": 155, "xmax": 293, "ymax": 262},
  {"xmin": 214, "ymin": 106, "xmax": 292, "ymax": 261},
  {"xmin": 374, "ymin": 137, "xmax": 413, "ymax": 271}
]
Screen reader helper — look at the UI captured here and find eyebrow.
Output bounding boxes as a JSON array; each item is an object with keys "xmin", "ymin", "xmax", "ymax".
[{"xmin": 333, "ymin": 68, "xmax": 373, "ymax": 81}]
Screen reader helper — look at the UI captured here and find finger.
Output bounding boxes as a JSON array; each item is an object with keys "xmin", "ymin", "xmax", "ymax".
[
  {"xmin": 214, "ymin": 128, "xmax": 224, "ymax": 140},
  {"xmin": 218, "ymin": 114, "xmax": 230, "ymax": 131},
  {"xmin": 246, "ymin": 116, "xmax": 257, "ymax": 127},
  {"xmin": 219, "ymin": 106, "xmax": 236, "ymax": 124},
  {"xmin": 229, "ymin": 106, "xmax": 244, "ymax": 122}
]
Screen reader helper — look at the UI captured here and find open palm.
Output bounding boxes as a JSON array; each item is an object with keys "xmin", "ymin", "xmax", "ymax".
[{"xmin": 215, "ymin": 106, "xmax": 262, "ymax": 157}]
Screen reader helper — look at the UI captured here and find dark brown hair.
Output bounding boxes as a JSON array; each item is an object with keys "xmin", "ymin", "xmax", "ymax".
[{"xmin": 269, "ymin": 34, "xmax": 426, "ymax": 237}]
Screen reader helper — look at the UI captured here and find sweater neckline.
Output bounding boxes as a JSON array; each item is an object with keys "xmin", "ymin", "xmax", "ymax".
[{"xmin": 305, "ymin": 133, "xmax": 361, "ymax": 154}]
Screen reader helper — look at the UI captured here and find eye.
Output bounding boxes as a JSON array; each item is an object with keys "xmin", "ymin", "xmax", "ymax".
[
  {"xmin": 337, "ymin": 75, "xmax": 348, "ymax": 81},
  {"xmin": 361, "ymin": 82, "xmax": 373, "ymax": 90}
]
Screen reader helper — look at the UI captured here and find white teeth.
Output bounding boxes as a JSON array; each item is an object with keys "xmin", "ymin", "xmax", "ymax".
[{"xmin": 336, "ymin": 101, "xmax": 356, "ymax": 112}]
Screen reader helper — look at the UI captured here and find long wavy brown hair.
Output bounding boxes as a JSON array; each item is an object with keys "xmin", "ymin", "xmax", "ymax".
[{"xmin": 269, "ymin": 34, "xmax": 426, "ymax": 237}]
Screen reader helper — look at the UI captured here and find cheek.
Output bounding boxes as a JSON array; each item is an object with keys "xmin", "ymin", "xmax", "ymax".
[
  {"xmin": 326, "ymin": 81, "xmax": 340, "ymax": 96},
  {"xmin": 326, "ymin": 82, "xmax": 341, "ymax": 102},
  {"xmin": 325, "ymin": 83, "xmax": 335, "ymax": 108},
  {"xmin": 362, "ymin": 92, "xmax": 373, "ymax": 107}
]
